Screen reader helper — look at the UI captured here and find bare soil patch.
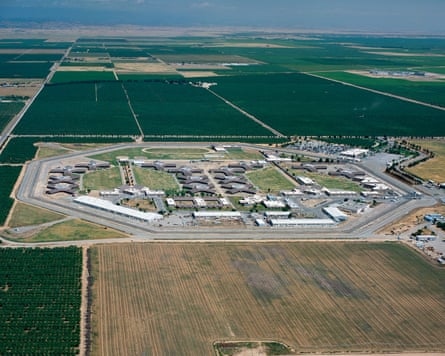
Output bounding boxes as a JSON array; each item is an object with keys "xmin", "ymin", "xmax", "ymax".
[
  {"xmin": 0, "ymin": 79, "xmax": 42, "ymax": 97},
  {"xmin": 91, "ymin": 242, "xmax": 445, "ymax": 355},
  {"xmin": 379, "ymin": 205, "xmax": 445, "ymax": 235},
  {"xmin": 180, "ymin": 71, "xmax": 219, "ymax": 78},
  {"xmin": 114, "ymin": 62, "xmax": 176, "ymax": 73}
]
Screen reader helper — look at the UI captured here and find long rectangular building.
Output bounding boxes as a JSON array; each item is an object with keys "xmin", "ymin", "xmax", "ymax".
[
  {"xmin": 270, "ymin": 218, "xmax": 336, "ymax": 227},
  {"xmin": 74, "ymin": 196, "xmax": 163, "ymax": 222}
]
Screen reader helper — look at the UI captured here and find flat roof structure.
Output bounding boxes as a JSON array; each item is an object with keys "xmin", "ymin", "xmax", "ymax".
[
  {"xmin": 323, "ymin": 206, "xmax": 348, "ymax": 222},
  {"xmin": 74, "ymin": 196, "xmax": 163, "ymax": 222},
  {"xmin": 270, "ymin": 218, "xmax": 336, "ymax": 227},
  {"xmin": 193, "ymin": 211, "xmax": 241, "ymax": 219}
]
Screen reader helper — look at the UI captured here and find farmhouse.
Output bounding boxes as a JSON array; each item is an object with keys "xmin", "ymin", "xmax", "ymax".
[{"xmin": 74, "ymin": 196, "xmax": 163, "ymax": 222}]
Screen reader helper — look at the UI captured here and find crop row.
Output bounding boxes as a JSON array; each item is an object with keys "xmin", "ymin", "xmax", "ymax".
[
  {"xmin": 14, "ymin": 82, "xmax": 139, "ymax": 135},
  {"xmin": 0, "ymin": 102, "xmax": 24, "ymax": 132},
  {"xmin": 93, "ymin": 242, "xmax": 445, "ymax": 355},
  {"xmin": 316, "ymin": 71, "xmax": 445, "ymax": 108},
  {"xmin": 51, "ymin": 70, "xmax": 117, "ymax": 84},
  {"xmin": 0, "ymin": 62, "xmax": 54, "ymax": 78},
  {"xmin": 211, "ymin": 73, "xmax": 445, "ymax": 136},
  {"xmin": 0, "ymin": 137, "xmax": 39, "ymax": 164},
  {"xmin": 123, "ymin": 81, "xmax": 272, "ymax": 137},
  {"xmin": 0, "ymin": 165, "xmax": 21, "ymax": 225},
  {"xmin": 0, "ymin": 247, "xmax": 82, "ymax": 355}
]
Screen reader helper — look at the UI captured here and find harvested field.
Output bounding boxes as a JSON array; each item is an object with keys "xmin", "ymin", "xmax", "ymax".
[
  {"xmin": 180, "ymin": 71, "xmax": 219, "ymax": 78},
  {"xmin": 91, "ymin": 242, "xmax": 445, "ymax": 356},
  {"xmin": 114, "ymin": 62, "xmax": 176, "ymax": 73}
]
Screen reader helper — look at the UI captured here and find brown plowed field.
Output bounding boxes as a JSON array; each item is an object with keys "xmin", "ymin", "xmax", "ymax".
[{"xmin": 91, "ymin": 242, "xmax": 445, "ymax": 355}]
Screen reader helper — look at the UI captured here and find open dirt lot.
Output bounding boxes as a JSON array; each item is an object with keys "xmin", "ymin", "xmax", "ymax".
[
  {"xmin": 379, "ymin": 205, "xmax": 445, "ymax": 235},
  {"xmin": 0, "ymin": 79, "xmax": 42, "ymax": 97},
  {"xmin": 91, "ymin": 242, "xmax": 445, "ymax": 356},
  {"xmin": 114, "ymin": 62, "xmax": 177, "ymax": 73},
  {"xmin": 180, "ymin": 71, "xmax": 219, "ymax": 78}
]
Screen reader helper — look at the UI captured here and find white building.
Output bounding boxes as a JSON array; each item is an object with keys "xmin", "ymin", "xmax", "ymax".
[
  {"xmin": 263, "ymin": 200, "xmax": 286, "ymax": 209},
  {"xmin": 297, "ymin": 176, "xmax": 314, "ymax": 185},
  {"xmin": 192, "ymin": 211, "xmax": 241, "ymax": 219},
  {"xmin": 264, "ymin": 211, "xmax": 291, "ymax": 218},
  {"xmin": 323, "ymin": 206, "xmax": 348, "ymax": 222},
  {"xmin": 74, "ymin": 196, "xmax": 162, "ymax": 222},
  {"xmin": 270, "ymin": 218, "xmax": 336, "ymax": 227}
]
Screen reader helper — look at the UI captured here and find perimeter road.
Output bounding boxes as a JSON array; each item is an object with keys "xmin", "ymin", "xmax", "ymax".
[
  {"xmin": 12, "ymin": 142, "xmax": 439, "ymax": 242},
  {"xmin": 206, "ymin": 87, "xmax": 286, "ymax": 138}
]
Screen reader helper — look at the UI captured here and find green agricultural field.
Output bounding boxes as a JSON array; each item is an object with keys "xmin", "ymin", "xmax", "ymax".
[
  {"xmin": 0, "ymin": 247, "xmax": 81, "ymax": 355},
  {"xmin": 51, "ymin": 70, "xmax": 116, "ymax": 83},
  {"xmin": 123, "ymin": 81, "xmax": 273, "ymax": 138},
  {"xmin": 0, "ymin": 165, "xmax": 22, "ymax": 225},
  {"xmin": 246, "ymin": 166, "xmax": 296, "ymax": 193},
  {"xmin": 133, "ymin": 166, "xmax": 180, "ymax": 191},
  {"xmin": 211, "ymin": 73, "xmax": 445, "ymax": 136},
  {"xmin": 0, "ymin": 102, "xmax": 24, "ymax": 132},
  {"xmin": 0, "ymin": 137, "xmax": 38, "ymax": 164},
  {"xmin": 0, "ymin": 62, "xmax": 54, "ymax": 78},
  {"xmin": 8, "ymin": 202, "xmax": 65, "ymax": 228},
  {"xmin": 82, "ymin": 166, "xmax": 122, "ymax": 191},
  {"xmin": 14, "ymin": 82, "xmax": 139, "ymax": 135},
  {"xmin": 316, "ymin": 71, "xmax": 445, "ymax": 107}
]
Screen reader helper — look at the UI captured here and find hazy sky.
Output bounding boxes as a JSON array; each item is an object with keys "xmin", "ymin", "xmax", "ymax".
[{"xmin": 1, "ymin": 0, "xmax": 444, "ymax": 33}]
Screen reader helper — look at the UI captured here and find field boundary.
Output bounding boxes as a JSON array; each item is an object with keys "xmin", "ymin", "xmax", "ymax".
[
  {"xmin": 308, "ymin": 72, "xmax": 445, "ymax": 112},
  {"xmin": 206, "ymin": 87, "xmax": 286, "ymax": 138}
]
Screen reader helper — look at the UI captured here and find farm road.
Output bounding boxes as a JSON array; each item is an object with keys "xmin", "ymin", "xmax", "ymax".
[
  {"xmin": 206, "ymin": 87, "xmax": 286, "ymax": 137},
  {"xmin": 307, "ymin": 72, "xmax": 445, "ymax": 111}
]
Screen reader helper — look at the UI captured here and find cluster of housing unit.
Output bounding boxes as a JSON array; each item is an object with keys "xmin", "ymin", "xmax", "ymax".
[
  {"xmin": 46, "ymin": 161, "xmax": 110, "ymax": 195},
  {"xmin": 209, "ymin": 162, "xmax": 264, "ymax": 194},
  {"xmin": 136, "ymin": 160, "xmax": 265, "ymax": 196},
  {"xmin": 136, "ymin": 160, "xmax": 216, "ymax": 195}
]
